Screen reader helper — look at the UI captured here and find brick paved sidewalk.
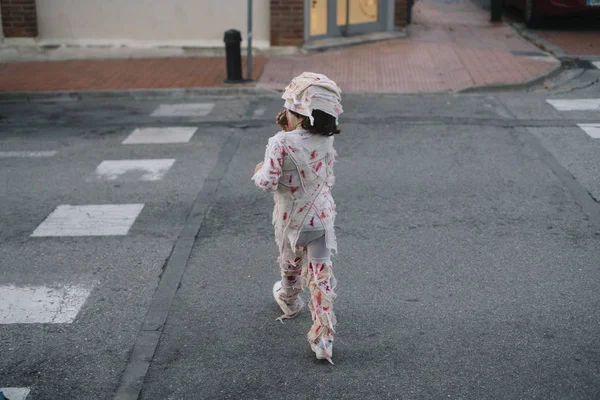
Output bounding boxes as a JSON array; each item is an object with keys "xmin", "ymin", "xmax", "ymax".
[
  {"xmin": 536, "ymin": 30, "xmax": 599, "ymax": 57},
  {"xmin": 0, "ymin": 56, "xmax": 267, "ymax": 92},
  {"xmin": 259, "ymin": 0, "xmax": 558, "ymax": 93}
]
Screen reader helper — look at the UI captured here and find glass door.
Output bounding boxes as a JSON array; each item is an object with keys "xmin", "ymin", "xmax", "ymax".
[
  {"xmin": 310, "ymin": 0, "xmax": 329, "ymax": 36},
  {"xmin": 308, "ymin": 0, "xmax": 387, "ymax": 39},
  {"xmin": 336, "ymin": 0, "xmax": 386, "ymax": 35}
]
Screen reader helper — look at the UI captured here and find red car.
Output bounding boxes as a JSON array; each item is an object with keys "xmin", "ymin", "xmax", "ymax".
[{"xmin": 504, "ymin": 0, "xmax": 600, "ymax": 27}]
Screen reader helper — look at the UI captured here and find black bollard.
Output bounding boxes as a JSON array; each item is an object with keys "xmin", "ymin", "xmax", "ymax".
[
  {"xmin": 491, "ymin": 0, "xmax": 502, "ymax": 21},
  {"xmin": 224, "ymin": 29, "xmax": 244, "ymax": 83}
]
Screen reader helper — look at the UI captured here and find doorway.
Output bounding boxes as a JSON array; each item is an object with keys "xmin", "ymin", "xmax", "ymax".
[{"xmin": 308, "ymin": 0, "xmax": 388, "ymax": 39}]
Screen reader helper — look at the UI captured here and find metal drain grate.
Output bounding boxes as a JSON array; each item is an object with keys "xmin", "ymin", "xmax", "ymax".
[
  {"xmin": 510, "ymin": 50, "xmax": 549, "ymax": 57},
  {"xmin": 560, "ymin": 58, "xmax": 598, "ymax": 70}
]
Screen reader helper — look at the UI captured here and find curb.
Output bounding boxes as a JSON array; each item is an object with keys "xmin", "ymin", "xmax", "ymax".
[
  {"xmin": 457, "ymin": 14, "xmax": 569, "ymax": 94},
  {"xmin": 458, "ymin": 62, "xmax": 564, "ymax": 93},
  {"xmin": 0, "ymin": 86, "xmax": 281, "ymax": 103},
  {"xmin": 505, "ymin": 19, "xmax": 567, "ymax": 59},
  {"xmin": 505, "ymin": 18, "xmax": 600, "ymax": 67}
]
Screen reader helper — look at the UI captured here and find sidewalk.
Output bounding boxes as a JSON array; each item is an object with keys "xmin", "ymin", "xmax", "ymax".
[
  {"xmin": 0, "ymin": 57, "xmax": 267, "ymax": 92},
  {"xmin": 0, "ymin": 0, "xmax": 560, "ymax": 94},
  {"xmin": 259, "ymin": 0, "xmax": 559, "ymax": 93},
  {"xmin": 505, "ymin": 13, "xmax": 600, "ymax": 58},
  {"xmin": 536, "ymin": 30, "xmax": 599, "ymax": 57}
]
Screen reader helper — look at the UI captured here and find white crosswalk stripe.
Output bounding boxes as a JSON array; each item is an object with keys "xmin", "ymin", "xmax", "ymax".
[
  {"xmin": 123, "ymin": 127, "xmax": 197, "ymax": 144},
  {"xmin": 547, "ymin": 99, "xmax": 600, "ymax": 111},
  {"xmin": 253, "ymin": 106, "xmax": 266, "ymax": 117},
  {"xmin": 90, "ymin": 159, "xmax": 176, "ymax": 181},
  {"xmin": 0, "ymin": 285, "xmax": 91, "ymax": 324},
  {"xmin": 151, "ymin": 103, "xmax": 214, "ymax": 117},
  {"xmin": 577, "ymin": 124, "xmax": 600, "ymax": 139},
  {"xmin": 31, "ymin": 204, "xmax": 144, "ymax": 237},
  {"xmin": 0, "ymin": 388, "xmax": 31, "ymax": 400},
  {"xmin": 593, "ymin": 61, "xmax": 600, "ymax": 70},
  {"xmin": 547, "ymin": 98, "xmax": 600, "ymax": 139}
]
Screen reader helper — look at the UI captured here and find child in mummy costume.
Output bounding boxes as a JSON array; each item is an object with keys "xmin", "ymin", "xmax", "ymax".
[{"xmin": 252, "ymin": 72, "xmax": 342, "ymax": 364}]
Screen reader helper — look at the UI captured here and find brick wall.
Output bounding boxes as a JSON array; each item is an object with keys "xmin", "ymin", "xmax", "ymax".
[
  {"xmin": 270, "ymin": 0, "xmax": 304, "ymax": 46},
  {"xmin": 395, "ymin": 0, "xmax": 409, "ymax": 27},
  {"xmin": 1, "ymin": 0, "xmax": 38, "ymax": 38}
]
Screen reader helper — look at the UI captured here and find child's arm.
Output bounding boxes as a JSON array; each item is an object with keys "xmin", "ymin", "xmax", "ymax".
[{"xmin": 252, "ymin": 136, "xmax": 284, "ymax": 191}]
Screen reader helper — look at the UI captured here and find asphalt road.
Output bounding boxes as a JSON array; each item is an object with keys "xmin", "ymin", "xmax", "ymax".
[{"xmin": 1, "ymin": 69, "xmax": 599, "ymax": 400}]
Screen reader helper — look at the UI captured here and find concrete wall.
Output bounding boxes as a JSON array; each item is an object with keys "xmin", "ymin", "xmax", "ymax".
[{"xmin": 35, "ymin": 0, "xmax": 271, "ymax": 48}]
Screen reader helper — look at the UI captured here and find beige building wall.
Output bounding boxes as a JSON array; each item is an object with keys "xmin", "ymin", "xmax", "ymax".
[{"xmin": 35, "ymin": 0, "xmax": 270, "ymax": 48}]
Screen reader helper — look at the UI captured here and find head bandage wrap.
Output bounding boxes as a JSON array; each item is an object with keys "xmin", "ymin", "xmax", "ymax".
[{"xmin": 282, "ymin": 72, "xmax": 343, "ymax": 126}]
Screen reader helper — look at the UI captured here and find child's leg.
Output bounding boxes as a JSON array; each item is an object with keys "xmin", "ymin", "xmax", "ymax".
[
  {"xmin": 305, "ymin": 235, "xmax": 337, "ymax": 345},
  {"xmin": 274, "ymin": 239, "xmax": 305, "ymax": 318}
]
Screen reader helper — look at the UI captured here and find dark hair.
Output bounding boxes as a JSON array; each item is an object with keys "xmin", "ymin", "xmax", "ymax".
[{"xmin": 290, "ymin": 109, "xmax": 340, "ymax": 136}]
